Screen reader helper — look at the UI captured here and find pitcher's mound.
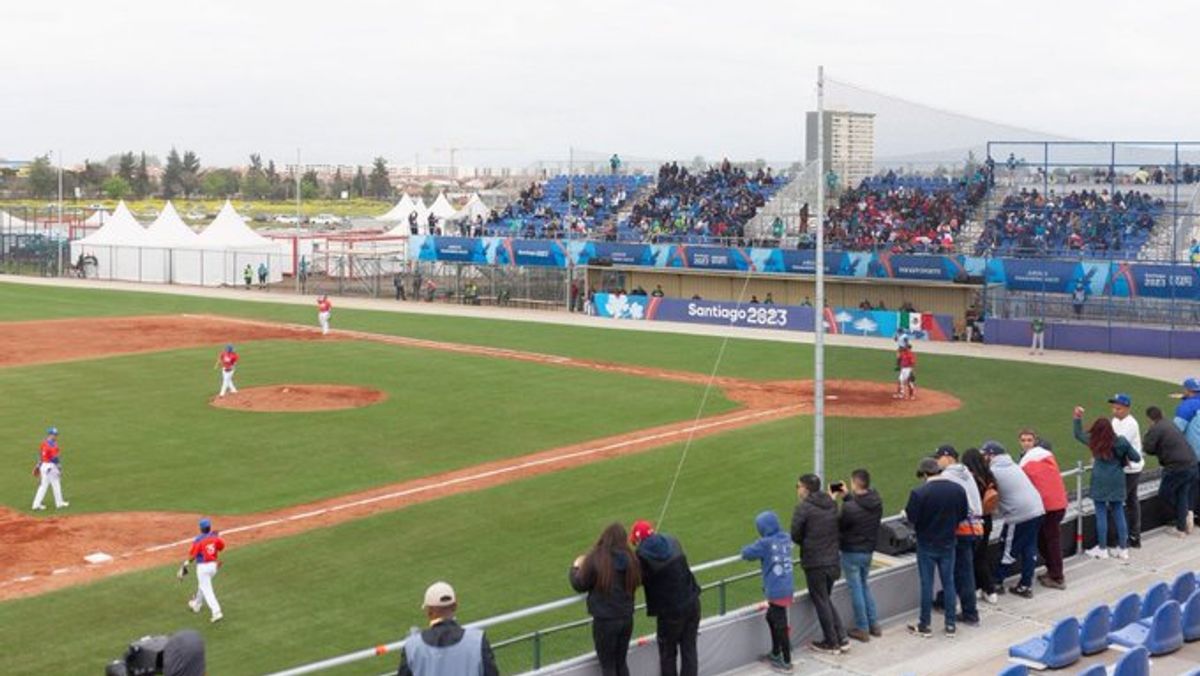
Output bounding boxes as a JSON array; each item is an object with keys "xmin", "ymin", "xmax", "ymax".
[{"xmin": 210, "ymin": 385, "xmax": 387, "ymax": 412}]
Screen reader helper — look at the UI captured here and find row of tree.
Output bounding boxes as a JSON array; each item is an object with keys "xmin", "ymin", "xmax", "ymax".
[{"xmin": 6, "ymin": 151, "xmax": 397, "ymax": 201}]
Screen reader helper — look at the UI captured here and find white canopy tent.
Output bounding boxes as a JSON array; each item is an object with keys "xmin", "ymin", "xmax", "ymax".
[
  {"xmin": 140, "ymin": 202, "xmax": 199, "ymax": 283},
  {"xmin": 377, "ymin": 194, "xmax": 419, "ymax": 222},
  {"xmin": 69, "ymin": 201, "xmax": 149, "ymax": 281},
  {"xmin": 455, "ymin": 193, "xmax": 491, "ymax": 221},
  {"xmin": 83, "ymin": 209, "xmax": 111, "ymax": 227},
  {"xmin": 428, "ymin": 192, "xmax": 457, "ymax": 220},
  {"xmin": 0, "ymin": 210, "xmax": 30, "ymax": 230},
  {"xmin": 188, "ymin": 201, "xmax": 285, "ymax": 286}
]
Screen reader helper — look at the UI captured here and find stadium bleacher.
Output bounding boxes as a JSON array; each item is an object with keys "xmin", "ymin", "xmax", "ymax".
[
  {"xmin": 485, "ymin": 174, "xmax": 650, "ymax": 239},
  {"xmin": 975, "ymin": 188, "xmax": 1164, "ymax": 259},
  {"xmin": 820, "ymin": 167, "xmax": 992, "ymax": 254}
]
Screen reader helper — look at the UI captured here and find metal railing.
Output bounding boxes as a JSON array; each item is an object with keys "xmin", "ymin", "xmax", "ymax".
[{"xmin": 270, "ymin": 458, "xmax": 1119, "ymax": 676}]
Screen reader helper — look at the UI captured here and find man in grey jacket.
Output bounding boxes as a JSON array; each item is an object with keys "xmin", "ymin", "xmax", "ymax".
[
  {"xmin": 982, "ymin": 441, "xmax": 1045, "ymax": 599},
  {"xmin": 934, "ymin": 445, "xmax": 984, "ymax": 625}
]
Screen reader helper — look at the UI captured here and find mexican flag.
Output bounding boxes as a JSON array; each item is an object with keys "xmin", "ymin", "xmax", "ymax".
[{"xmin": 900, "ymin": 310, "xmax": 933, "ymax": 332}]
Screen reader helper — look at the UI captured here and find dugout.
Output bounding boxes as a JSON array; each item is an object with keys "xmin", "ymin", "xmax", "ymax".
[{"xmin": 585, "ymin": 265, "xmax": 982, "ymax": 319}]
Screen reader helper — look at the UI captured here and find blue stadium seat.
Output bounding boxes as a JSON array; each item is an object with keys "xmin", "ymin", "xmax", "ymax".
[
  {"xmin": 1108, "ymin": 599, "xmax": 1182, "ymax": 656},
  {"xmin": 1171, "ymin": 571, "xmax": 1196, "ymax": 603},
  {"xmin": 1110, "ymin": 592, "xmax": 1141, "ymax": 631},
  {"xmin": 1080, "ymin": 604, "xmax": 1111, "ymax": 655},
  {"xmin": 1073, "ymin": 666, "xmax": 1105, "ymax": 676},
  {"xmin": 1009, "ymin": 617, "xmax": 1081, "ymax": 669},
  {"xmin": 1140, "ymin": 581, "xmax": 1170, "ymax": 619},
  {"xmin": 1111, "ymin": 646, "xmax": 1150, "ymax": 676},
  {"xmin": 1183, "ymin": 589, "xmax": 1200, "ymax": 642},
  {"xmin": 997, "ymin": 664, "xmax": 1028, "ymax": 676}
]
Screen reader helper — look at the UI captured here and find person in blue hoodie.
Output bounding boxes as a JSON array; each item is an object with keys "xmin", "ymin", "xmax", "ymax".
[
  {"xmin": 741, "ymin": 510, "xmax": 795, "ymax": 673},
  {"xmin": 570, "ymin": 523, "xmax": 642, "ymax": 676},
  {"xmin": 1174, "ymin": 377, "xmax": 1200, "ymax": 524},
  {"xmin": 631, "ymin": 519, "xmax": 701, "ymax": 676}
]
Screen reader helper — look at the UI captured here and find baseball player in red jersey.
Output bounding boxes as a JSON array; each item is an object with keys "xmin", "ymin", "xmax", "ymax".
[
  {"xmin": 31, "ymin": 426, "xmax": 69, "ymax": 510},
  {"xmin": 317, "ymin": 295, "xmax": 332, "ymax": 335},
  {"xmin": 178, "ymin": 517, "xmax": 225, "ymax": 623},
  {"xmin": 214, "ymin": 344, "xmax": 239, "ymax": 397},
  {"xmin": 895, "ymin": 344, "xmax": 917, "ymax": 400}
]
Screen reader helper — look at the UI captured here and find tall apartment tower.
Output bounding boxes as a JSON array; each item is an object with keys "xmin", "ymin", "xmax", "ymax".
[{"xmin": 805, "ymin": 110, "xmax": 876, "ymax": 189}]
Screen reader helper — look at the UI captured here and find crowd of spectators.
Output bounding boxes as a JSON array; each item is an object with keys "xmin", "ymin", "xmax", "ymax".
[
  {"xmin": 618, "ymin": 160, "xmax": 783, "ymax": 244},
  {"xmin": 819, "ymin": 167, "xmax": 991, "ymax": 255},
  {"xmin": 975, "ymin": 188, "xmax": 1164, "ymax": 258},
  {"xmin": 484, "ymin": 174, "xmax": 647, "ymax": 239}
]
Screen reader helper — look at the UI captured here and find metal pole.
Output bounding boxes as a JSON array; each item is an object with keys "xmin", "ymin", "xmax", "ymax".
[
  {"xmin": 296, "ymin": 148, "xmax": 302, "ymax": 295},
  {"xmin": 57, "ymin": 150, "xmax": 64, "ymax": 276},
  {"xmin": 814, "ymin": 65, "xmax": 826, "ymax": 481}
]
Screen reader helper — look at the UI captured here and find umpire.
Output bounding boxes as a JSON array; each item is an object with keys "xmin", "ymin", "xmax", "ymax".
[{"xmin": 397, "ymin": 582, "xmax": 498, "ymax": 676}]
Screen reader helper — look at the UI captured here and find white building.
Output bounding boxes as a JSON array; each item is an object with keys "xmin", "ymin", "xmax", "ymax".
[{"xmin": 806, "ymin": 110, "xmax": 876, "ymax": 189}]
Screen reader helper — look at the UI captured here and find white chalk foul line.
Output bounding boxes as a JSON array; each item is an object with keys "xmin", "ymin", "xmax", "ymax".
[{"xmin": 1, "ymin": 404, "xmax": 799, "ymax": 590}]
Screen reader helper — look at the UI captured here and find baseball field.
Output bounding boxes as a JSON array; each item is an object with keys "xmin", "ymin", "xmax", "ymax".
[{"xmin": 0, "ymin": 279, "xmax": 1178, "ymax": 675}]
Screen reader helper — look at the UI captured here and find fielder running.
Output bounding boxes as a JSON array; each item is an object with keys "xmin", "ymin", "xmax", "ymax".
[
  {"xmin": 215, "ymin": 344, "xmax": 239, "ymax": 397},
  {"xmin": 31, "ymin": 427, "xmax": 69, "ymax": 510},
  {"xmin": 317, "ymin": 295, "xmax": 332, "ymax": 335},
  {"xmin": 178, "ymin": 517, "xmax": 225, "ymax": 623}
]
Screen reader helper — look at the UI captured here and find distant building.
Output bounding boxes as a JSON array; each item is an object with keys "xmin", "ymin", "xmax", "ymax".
[{"xmin": 806, "ymin": 110, "xmax": 875, "ymax": 189}]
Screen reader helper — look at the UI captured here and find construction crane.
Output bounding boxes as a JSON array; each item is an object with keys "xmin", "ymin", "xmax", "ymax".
[{"xmin": 431, "ymin": 146, "xmax": 512, "ymax": 178}]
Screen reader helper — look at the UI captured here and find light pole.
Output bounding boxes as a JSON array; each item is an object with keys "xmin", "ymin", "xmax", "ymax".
[{"xmin": 813, "ymin": 66, "xmax": 826, "ymax": 481}]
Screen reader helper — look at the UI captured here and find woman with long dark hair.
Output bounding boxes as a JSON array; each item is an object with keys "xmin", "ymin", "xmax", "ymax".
[
  {"xmin": 570, "ymin": 522, "xmax": 642, "ymax": 676},
  {"xmin": 1073, "ymin": 407, "xmax": 1140, "ymax": 560},
  {"xmin": 962, "ymin": 448, "xmax": 998, "ymax": 603}
]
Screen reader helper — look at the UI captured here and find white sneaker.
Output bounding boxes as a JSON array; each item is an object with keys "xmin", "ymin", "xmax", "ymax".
[
  {"xmin": 1187, "ymin": 513, "xmax": 1195, "ymax": 534},
  {"xmin": 188, "ymin": 599, "xmax": 201, "ymax": 613},
  {"xmin": 32, "ymin": 505, "xmax": 45, "ymax": 511},
  {"xmin": 57, "ymin": 502, "xmax": 69, "ymax": 509},
  {"xmin": 210, "ymin": 613, "xmax": 223, "ymax": 623},
  {"xmin": 1085, "ymin": 546, "xmax": 1109, "ymax": 559},
  {"xmin": 983, "ymin": 592, "xmax": 999, "ymax": 605},
  {"xmin": 1114, "ymin": 548, "xmax": 1130, "ymax": 560}
]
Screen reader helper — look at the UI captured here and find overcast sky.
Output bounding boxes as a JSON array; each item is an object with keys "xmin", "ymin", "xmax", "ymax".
[{"xmin": 3, "ymin": 0, "xmax": 1195, "ymax": 168}]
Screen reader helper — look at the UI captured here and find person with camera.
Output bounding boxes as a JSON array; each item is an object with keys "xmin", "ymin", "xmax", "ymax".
[
  {"xmin": 397, "ymin": 582, "xmax": 499, "ymax": 676},
  {"xmin": 835, "ymin": 470, "xmax": 883, "ymax": 642},
  {"xmin": 791, "ymin": 473, "xmax": 847, "ymax": 654}
]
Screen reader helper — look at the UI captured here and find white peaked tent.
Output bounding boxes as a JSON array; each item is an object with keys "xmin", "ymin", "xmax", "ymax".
[
  {"xmin": 377, "ymin": 194, "xmax": 418, "ymax": 222},
  {"xmin": 0, "ymin": 210, "xmax": 30, "ymax": 229},
  {"xmin": 70, "ymin": 201, "xmax": 149, "ymax": 281},
  {"xmin": 428, "ymin": 192, "xmax": 458, "ymax": 220},
  {"xmin": 190, "ymin": 201, "xmax": 285, "ymax": 286},
  {"xmin": 140, "ymin": 202, "xmax": 199, "ymax": 283},
  {"xmin": 455, "ymin": 193, "xmax": 491, "ymax": 221},
  {"xmin": 83, "ymin": 209, "xmax": 111, "ymax": 227}
]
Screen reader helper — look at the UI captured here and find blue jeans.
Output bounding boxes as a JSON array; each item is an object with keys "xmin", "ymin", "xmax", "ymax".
[
  {"xmin": 1095, "ymin": 500, "xmax": 1128, "ymax": 548},
  {"xmin": 917, "ymin": 544, "xmax": 956, "ymax": 629},
  {"xmin": 841, "ymin": 550, "xmax": 877, "ymax": 631},
  {"xmin": 954, "ymin": 536, "xmax": 978, "ymax": 621},
  {"xmin": 995, "ymin": 516, "xmax": 1043, "ymax": 589},
  {"xmin": 1161, "ymin": 466, "xmax": 1198, "ymax": 532}
]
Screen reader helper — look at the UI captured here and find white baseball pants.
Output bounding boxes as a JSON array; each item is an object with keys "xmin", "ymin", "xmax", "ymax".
[
  {"xmin": 898, "ymin": 367, "xmax": 913, "ymax": 384},
  {"xmin": 192, "ymin": 561, "xmax": 222, "ymax": 618},
  {"xmin": 1031, "ymin": 333, "xmax": 1044, "ymax": 352},
  {"xmin": 32, "ymin": 462, "xmax": 65, "ymax": 508},
  {"xmin": 318, "ymin": 311, "xmax": 330, "ymax": 335},
  {"xmin": 219, "ymin": 368, "xmax": 237, "ymax": 396}
]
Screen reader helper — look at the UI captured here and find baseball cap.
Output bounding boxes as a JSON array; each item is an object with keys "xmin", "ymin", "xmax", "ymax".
[
  {"xmin": 932, "ymin": 444, "xmax": 958, "ymax": 460},
  {"xmin": 629, "ymin": 519, "xmax": 655, "ymax": 546},
  {"xmin": 1183, "ymin": 377, "xmax": 1200, "ymax": 393},
  {"xmin": 915, "ymin": 457, "xmax": 942, "ymax": 478},
  {"xmin": 225, "ymin": 344, "xmax": 234, "ymax": 352},
  {"xmin": 46, "ymin": 426, "xmax": 58, "ymax": 435},
  {"xmin": 422, "ymin": 581, "xmax": 457, "ymax": 608},
  {"xmin": 1107, "ymin": 393, "xmax": 1132, "ymax": 407},
  {"xmin": 198, "ymin": 518, "xmax": 211, "ymax": 532},
  {"xmin": 980, "ymin": 440, "xmax": 1008, "ymax": 457}
]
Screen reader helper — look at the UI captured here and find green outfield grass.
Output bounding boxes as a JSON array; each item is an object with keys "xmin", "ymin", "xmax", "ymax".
[{"xmin": 0, "ymin": 280, "xmax": 1182, "ymax": 675}]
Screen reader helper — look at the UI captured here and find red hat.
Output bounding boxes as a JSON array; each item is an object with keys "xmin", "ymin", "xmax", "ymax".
[{"xmin": 630, "ymin": 519, "xmax": 655, "ymax": 545}]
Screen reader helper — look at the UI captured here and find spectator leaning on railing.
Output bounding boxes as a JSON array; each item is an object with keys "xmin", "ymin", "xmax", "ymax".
[
  {"xmin": 982, "ymin": 440, "xmax": 1045, "ymax": 599},
  {"xmin": 1143, "ymin": 405, "xmax": 1197, "ymax": 537},
  {"xmin": 570, "ymin": 523, "xmax": 641, "ymax": 676},
  {"xmin": 961, "ymin": 448, "xmax": 1000, "ymax": 604},
  {"xmin": 1016, "ymin": 431, "xmax": 1068, "ymax": 591},
  {"xmin": 932, "ymin": 445, "xmax": 983, "ymax": 627},
  {"xmin": 630, "ymin": 519, "xmax": 701, "ymax": 676}
]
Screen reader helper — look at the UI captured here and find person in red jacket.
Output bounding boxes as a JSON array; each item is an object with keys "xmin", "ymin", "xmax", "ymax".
[
  {"xmin": 894, "ymin": 344, "xmax": 917, "ymax": 400},
  {"xmin": 1017, "ymin": 429, "xmax": 1069, "ymax": 589}
]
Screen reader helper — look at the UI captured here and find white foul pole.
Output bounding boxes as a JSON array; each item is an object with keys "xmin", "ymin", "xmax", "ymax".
[{"xmin": 813, "ymin": 66, "xmax": 826, "ymax": 481}]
